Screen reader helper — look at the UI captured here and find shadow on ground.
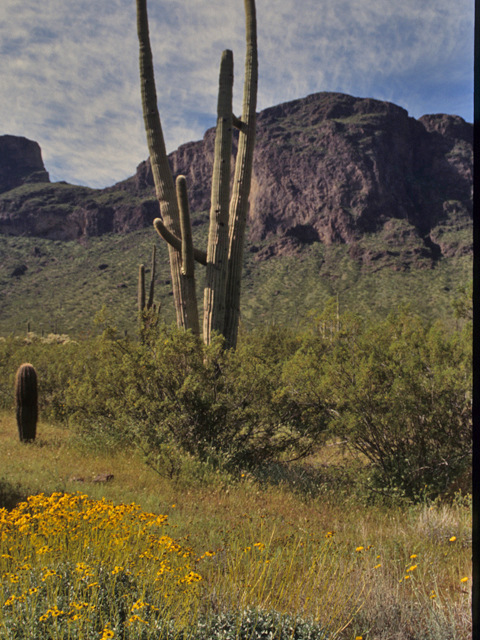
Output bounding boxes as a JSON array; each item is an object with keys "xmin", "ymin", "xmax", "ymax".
[{"xmin": 0, "ymin": 479, "xmax": 29, "ymax": 510}]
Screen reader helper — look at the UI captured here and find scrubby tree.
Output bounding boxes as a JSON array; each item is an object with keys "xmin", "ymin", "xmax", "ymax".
[{"xmin": 282, "ymin": 304, "xmax": 472, "ymax": 501}]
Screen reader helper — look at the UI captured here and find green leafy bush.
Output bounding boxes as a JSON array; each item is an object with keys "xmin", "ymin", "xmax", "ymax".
[
  {"xmin": 61, "ymin": 322, "xmax": 326, "ymax": 474},
  {"xmin": 283, "ymin": 303, "xmax": 472, "ymax": 501},
  {"xmin": 0, "ymin": 301, "xmax": 471, "ymax": 503}
]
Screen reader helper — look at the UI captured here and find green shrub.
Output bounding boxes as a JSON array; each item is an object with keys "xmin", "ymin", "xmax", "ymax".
[
  {"xmin": 283, "ymin": 303, "xmax": 472, "ymax": 501},
  {"xmin": 189, "ymin": 607, "xmax": 329, "ymax": 639},
  {"xmin": 0, "ymin": 302, "xmax": 471, "ymax": 503},
  {"xmin": 62, "ymin": 322, "xmax": 327, "ymax": 474}
]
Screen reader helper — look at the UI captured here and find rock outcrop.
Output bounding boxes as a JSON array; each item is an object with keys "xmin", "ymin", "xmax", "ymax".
[
  {"xmin": 155, "ymin": 93, "xmax": 472, "ymax": 263},
  {"xmin": 0, "ymin": 135, "xmax": 50, "ymax": 194},
  {"xmin": 0, "ymin": 93, "xmax": 472, "ymax": 266}
]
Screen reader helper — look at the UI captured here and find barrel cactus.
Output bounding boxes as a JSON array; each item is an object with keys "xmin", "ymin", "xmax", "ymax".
[{"xmin": 15, "ymin": 363, "xmax": 38, "ymax": 442}]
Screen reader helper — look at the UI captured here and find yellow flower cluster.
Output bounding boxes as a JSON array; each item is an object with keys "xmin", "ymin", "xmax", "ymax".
[{"xmin": 0, "ymin": 492, "xmax": 202, "ymax": 633}]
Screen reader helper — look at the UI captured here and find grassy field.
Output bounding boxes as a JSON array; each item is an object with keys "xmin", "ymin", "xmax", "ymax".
[{"xmin": 0, "ymin": 412, "xmax": 472, "ymax": 639}]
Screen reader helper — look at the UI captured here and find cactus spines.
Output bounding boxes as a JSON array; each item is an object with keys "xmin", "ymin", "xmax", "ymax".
[
  {"xmin": 15, "ymin": 363, "xmax": 38, "ymax": 442},
  {"xmin": 204, "ymin": 49, "xmax": 234, "ymax": 343}
]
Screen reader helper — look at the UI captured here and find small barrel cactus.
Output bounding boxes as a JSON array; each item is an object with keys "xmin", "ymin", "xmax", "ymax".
[{"xmin": 15, "ymin": 363, "xmax": 38, "ymax": 442}]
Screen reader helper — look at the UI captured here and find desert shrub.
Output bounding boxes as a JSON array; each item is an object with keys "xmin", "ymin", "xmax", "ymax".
[
  {"xmin": 0, "ymin": 333, "xmax": 83, "ymax": 421},
  {"xmin": 0, "ymin": 303, "xmax": 471, "ymax": 502},
  {"xmin": 189, "ymin": 607, "xmax": 329, "ymax": 639},
  {"xmin": 283, "ymin": 303, "xmax": 472, "ymax": 502},
  {"xmin": 62, "ymin": 322, "xmax": 328, "ymax": 473}
]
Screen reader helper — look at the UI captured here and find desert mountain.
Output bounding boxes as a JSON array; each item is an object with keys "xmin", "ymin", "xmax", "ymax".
[{"xmin": 0, "ymin": 92, "xmax": 472, "ymax": 271}]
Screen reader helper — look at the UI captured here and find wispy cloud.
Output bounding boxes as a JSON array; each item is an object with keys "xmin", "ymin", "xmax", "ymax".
[{"xmin": 0, "ymin": 0, "xmax": 473, "ymax": 188}]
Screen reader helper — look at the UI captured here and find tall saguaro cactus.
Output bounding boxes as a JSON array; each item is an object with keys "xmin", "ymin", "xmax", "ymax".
[
  {"xmin": 203, "ymin": 49, "xmax": 234, "ymax": 344},
  {"xmin": 224, "ymin": 0, "xmax": 258, "ymax": 349},
  {"xmin": 137, "ymin": 0, "xmax": 257, "ymax": 349},
  {"xmin": 137, "ymin": 0, "xmax": 198, "ymax": 334},
  {"xmin": 138, "ymin": 245, "xmax": 161, "ymax": 339}
]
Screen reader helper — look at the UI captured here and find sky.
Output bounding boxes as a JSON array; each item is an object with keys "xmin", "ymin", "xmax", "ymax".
[{"xmin": 0, "ymin": 0, "xmax": 474, "ymax": 189}]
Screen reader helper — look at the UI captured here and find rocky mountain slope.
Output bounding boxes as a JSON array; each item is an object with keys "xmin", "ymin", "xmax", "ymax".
[
  {"xmin": 0, "ymin": 135, "xmax": 50, "ymax": 193},
  {"xmin": 0, "ymin": 92, "xmax": 472, "ymax": 272}
]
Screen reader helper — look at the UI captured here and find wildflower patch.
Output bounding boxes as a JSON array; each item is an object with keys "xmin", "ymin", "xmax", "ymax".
[{"xmin": 0, "ymin": 492, "xmax": 200, "ymax": 638}]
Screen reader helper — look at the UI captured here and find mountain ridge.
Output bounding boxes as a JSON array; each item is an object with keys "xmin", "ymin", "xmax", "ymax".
[{"xmin": 0, "ymin": 91, "xmax": 472, "ymax": 273}]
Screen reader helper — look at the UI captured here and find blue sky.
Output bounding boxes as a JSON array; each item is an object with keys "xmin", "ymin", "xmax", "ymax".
[{"xmin": 0, "ymin": 0, "xmax": 473, "ymax": 189}]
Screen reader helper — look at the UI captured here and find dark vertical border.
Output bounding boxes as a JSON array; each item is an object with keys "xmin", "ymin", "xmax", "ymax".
[{"xmin": 473, "ymin": 0, "xmax": 479, "ymax": 635}]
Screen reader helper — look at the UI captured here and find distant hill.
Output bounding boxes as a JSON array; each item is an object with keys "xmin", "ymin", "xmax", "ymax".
[{"xmin": 0, "ymin": 92, "xmax": 472, "ymax": 336}]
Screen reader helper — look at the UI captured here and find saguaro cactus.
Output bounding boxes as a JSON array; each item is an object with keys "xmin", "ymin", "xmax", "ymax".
[
  {"xmin": 203, "ymin": 49, "xmax": 234, "ymax": 344},
  {"xmin": 223, "ymin": 0, "xmax": 258, "ymax": 349},
  {"xmin": 138, "ymin": 263, "xmax": 146, "ymax": 313},
  {"xmin": 137, "ymin": 0, "xmax": 257, "ymax": 349},
  {"xmin": 137, "ymin": 0, "xmax": 198, "ymax": 333},
  {"xmin": 138, "ymin": 245, "xmax": 158, "ymax": 315},
  {"xmin": 15, "ymin": 363, "xmax": 38, "ymax": 442},
  {"xmin": 138, "ymin": 245, "xmax": 161, "ymax": 338}
]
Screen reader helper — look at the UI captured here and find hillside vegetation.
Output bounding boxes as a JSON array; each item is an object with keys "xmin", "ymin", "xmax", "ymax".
[
  {"xmin": 0, "ymin": 300, "xmax": 471, "ymax": 503},
  {"xmin": 0, "ymin": 226, "xmax": 472, "ymax": 338}
]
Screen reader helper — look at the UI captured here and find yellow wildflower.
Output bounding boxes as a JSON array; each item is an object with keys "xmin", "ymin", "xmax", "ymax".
[
  {"xmin": 126, "ymin": 615, "xmax": 149, "ymax": 626},
  {"xmin": 111, "ymin": 566, "xmax": 124, "ymax": 575}
]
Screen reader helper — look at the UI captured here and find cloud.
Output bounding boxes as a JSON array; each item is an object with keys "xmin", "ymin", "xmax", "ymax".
[{"xmin": 0, "ymin": 0, "xmax": 473, "ymax": 188}]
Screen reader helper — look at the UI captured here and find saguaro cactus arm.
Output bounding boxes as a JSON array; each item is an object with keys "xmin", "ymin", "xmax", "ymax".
[
  {"xmin": 137, "ymin": 0, "xmax": 197, "ymax": 331},
  {"xmin": 232, "ymin": 114, "xmax": 247, "ymax": 132},
  {"xmin": 223, "ymin": 0, "xmax": 258, "ymax": 350},
  {"xmin": 203, "ymin": 49, "xmax": 234, "ymax": 343},
  {"xmin": 177, "ymin": 176, "xmax": 195, "ymax": 278},
  {"xmin": 153, "ymin": 218, "xmax": 207, "ymax": 266}
]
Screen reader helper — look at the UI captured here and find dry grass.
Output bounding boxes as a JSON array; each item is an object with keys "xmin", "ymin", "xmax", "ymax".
[{"xmin": 0, "ymin": 412, "xmax": 472, "ymax": 639}]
